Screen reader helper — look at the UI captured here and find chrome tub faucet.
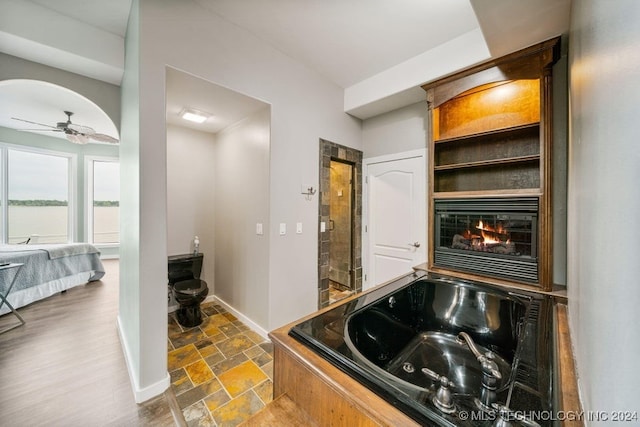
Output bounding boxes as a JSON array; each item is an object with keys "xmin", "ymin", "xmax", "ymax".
[{"xmin": 457, "ymin": 332, "xmax": 502, "ymax": 411}]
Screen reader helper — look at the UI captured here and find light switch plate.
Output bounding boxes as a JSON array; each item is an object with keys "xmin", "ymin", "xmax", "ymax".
[
  {"xmin": 279, "ymin": 223, "xmax": 286, "ymax": 235},
  {"xmin": 296, "ymin": 222, "xmax": 303, "ymax": 234}
]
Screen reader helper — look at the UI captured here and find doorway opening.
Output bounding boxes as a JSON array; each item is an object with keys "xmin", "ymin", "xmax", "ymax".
[
  {"xmin": 165, "ymin": 66, "xmax": 271, "ymax": 332},
  {"xmin": 318, "ymin": 139, "xmax": 362, "ymax": 308},
  {"xmin": 329, "ymin": 159, "xmax": 354, "ymax": 302}
]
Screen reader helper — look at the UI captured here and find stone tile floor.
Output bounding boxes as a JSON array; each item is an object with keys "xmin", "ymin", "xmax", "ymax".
[
  {"xmin": 329, "ymin": 284, "xmax": 354, "ymax": 305},
  {"xmin": 168, "ymin": 301, "xmax": 273, "ymax": 426}
]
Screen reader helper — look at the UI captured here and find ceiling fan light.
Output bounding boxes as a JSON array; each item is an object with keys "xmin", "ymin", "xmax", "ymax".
[{"xmin": 180, "ymin": 108, "xmax": 210, "ymax": 124}]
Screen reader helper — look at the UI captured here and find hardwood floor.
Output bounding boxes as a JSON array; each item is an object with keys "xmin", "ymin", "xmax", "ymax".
[{"xmin": 0, "ymin": 259, "xmax": 181, "ymax": 426}]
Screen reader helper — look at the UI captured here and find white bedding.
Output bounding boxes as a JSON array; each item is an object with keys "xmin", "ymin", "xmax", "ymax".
[
  {"xmin": 0, "ymin": 271, "xmax": 95, "ymax": 315},
  {"xmin": 0, "ymin": 243, "xmax": 105, "ymax": 315}
]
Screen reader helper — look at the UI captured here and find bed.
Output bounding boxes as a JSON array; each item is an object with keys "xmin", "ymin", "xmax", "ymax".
[{"xmin": 0, "ymin": 243, "xmax": 105, "ymax": 315}]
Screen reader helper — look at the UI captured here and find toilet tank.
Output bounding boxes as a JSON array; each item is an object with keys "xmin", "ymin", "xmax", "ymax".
[{"xmin": 168, "ymin": 253, "xmax": 204, "ymax": 285}]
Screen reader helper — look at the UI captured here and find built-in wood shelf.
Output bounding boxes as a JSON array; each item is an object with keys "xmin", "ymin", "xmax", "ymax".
[
  {"xmin": 434, "ymin": 154, "xmax": 540, "ymax": 171},
  {"xmin": 434, "ymin": 122, "xmax": 540, "ymax": 145},
  {"xmin": 422, "ymin": 37, "xmax": 560, "ymax": 290},
  {"xmin": 433, "ymin": 120, "xmax": 541, "ymax": 193},
  {"xmin": 432, "ymin": 189, "xmax": 543, "ymax": 199}
]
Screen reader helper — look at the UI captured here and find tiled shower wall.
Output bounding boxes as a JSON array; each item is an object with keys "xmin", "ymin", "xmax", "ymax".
[{"xmin": 318, "ymin": 139, "xmax": 362, "ymax": 308}]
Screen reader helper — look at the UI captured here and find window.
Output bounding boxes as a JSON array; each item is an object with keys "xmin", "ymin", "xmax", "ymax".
[
  {"xmin": 86, "ymin": 157, "xmax": 119, "ymax": 244},
  {"xmin": 0, "ymin": 146, "xmax": 75, "ymax": 243}
]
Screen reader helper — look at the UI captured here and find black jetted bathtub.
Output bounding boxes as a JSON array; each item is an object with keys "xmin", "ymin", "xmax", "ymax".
[{"xmin": 290, "ymin": 271, "xmax": 555, "ymax": 426}]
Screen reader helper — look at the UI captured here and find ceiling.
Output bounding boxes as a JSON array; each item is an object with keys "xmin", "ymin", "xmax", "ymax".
[
  {"xmin": 0, "ymin": 0, "xmax": 571, "ymax": 138},
  {"xmin": 166, "ymin": 67, "xmax": 269, "ymax": 134},
  {"xmin": 28, "ymin": 0, "xmax": 131, "ymax": 37},
  {"xmin": 194, "ymin": 0, "xmax": 481, "ymax": 88}
]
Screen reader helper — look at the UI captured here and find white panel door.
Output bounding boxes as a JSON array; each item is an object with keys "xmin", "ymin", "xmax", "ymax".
[{"xmin": 365, "ymin": 155, "xmax": 426, "ymax": 289}]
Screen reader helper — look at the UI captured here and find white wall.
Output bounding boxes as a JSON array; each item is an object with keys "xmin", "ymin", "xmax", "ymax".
[
  {"xmin": 362, "ymin": 102, "xmax": 428, "ymax": 159},
  {"xmin": 166, "ymin": 124, "xmax": 215, "ymax": 283},
  {"xmin": 214, "ymin": 108, "xmax": 270, "ymax": 328},
  {"xmin": 118, "ymin": 0, "xmax": 362, "ymax": 397},
  {"xmin": 119, "ymin": 0, "xmax": 142, "ymax": 396},
  {"xmin": 567, "ymin": 0, "xmax": 640, "ymax": 418},
  {"xmin": 119, "ymin": 0, "xmax": 171, "ymax": 402}
]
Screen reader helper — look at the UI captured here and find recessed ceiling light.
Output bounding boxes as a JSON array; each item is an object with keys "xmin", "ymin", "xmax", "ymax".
[{"xmin": 180, "ymin": 108, "xmax": 210, "ymax": 123}]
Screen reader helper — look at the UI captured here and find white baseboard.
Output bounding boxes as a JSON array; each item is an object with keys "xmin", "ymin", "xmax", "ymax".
[
  {"xmin": 212, "ymin": 295, "xmax": 270, "ymax": 341},
  {"xmin": 116, "ymin": 315, "xmax": 171, "ymax": 403}
]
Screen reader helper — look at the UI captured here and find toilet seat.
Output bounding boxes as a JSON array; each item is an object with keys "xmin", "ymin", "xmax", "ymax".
[{"xmin": 173, "ymin": 279, "xmax": 207, "ymax": 296}]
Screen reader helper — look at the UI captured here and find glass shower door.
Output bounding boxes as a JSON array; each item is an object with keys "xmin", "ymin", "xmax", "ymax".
[{"xmin": 329, "ymin": 160, "xmax": 353, "ymax": 289}]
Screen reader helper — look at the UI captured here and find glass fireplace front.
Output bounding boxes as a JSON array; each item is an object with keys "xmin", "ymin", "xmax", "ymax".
[{"xmin": 434, "ymin": 198, "xmax": 538, "ymax": 283}]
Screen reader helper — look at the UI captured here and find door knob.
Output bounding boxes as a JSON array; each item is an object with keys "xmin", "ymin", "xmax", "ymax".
[{"xmin": 409, "ymin": 242, "xmax": 421, "ymax": 248}]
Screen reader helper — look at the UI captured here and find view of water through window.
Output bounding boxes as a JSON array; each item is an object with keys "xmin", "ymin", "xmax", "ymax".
[
  {"xmin": 2, "ymin": 149, "xmax": 119, "ymax": 244},
  {"xmin": 8, "ymin": 150, "xmax": 69, "ymax": 243},
  {"xmin": 92, "ymin": 160, "xmax": 120, "ymax": 244}
]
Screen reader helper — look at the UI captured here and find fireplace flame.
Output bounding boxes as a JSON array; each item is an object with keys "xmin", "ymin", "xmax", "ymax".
[
  {"xmin": 481, "ymin": 230, "xmax": 501, "ymax": 244},
  {"xmin": 475, "ymin": 220, "xmax": 506, "ymax": 245},
  {"xmin": 448, "ymin": 213, "xmax": 520, "ymax": 256}
]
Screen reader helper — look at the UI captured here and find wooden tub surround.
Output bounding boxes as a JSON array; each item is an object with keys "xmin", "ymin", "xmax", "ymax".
[
  {"xmin": 239, "ymin": 394, "xmax": 319, "ymax": 427},
  {"xmin": 555, "ymin": 304, "xmax": 584, "ymax": 427}
]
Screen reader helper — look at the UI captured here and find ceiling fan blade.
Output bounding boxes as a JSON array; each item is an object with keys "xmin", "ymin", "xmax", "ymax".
[
  {"xmin": 11, "ymin": 117, "xmax": 58, "ymax": 129},
  {"xmin": 67, "ymin": 123, "xmax": 95, "ymax": 135},
  {"xmin": 66, "ymin": 133, "xmax": 89, "ymax": 145},
  {"xmin": 16, "ymin": 128, "xmax": 63, "ymax": 132},
  {"xmin": 12, "ymin": 112, "xmax": 116, "ymax": 145},
  {"xmin": 90, "ymin": 133, "xmax": 119, "ymax": 144}
]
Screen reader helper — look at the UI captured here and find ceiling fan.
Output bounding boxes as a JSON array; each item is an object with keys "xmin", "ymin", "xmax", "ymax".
[{"xmin": 11, "ymin": 111, "xmax": 119, "ymax": 144}]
